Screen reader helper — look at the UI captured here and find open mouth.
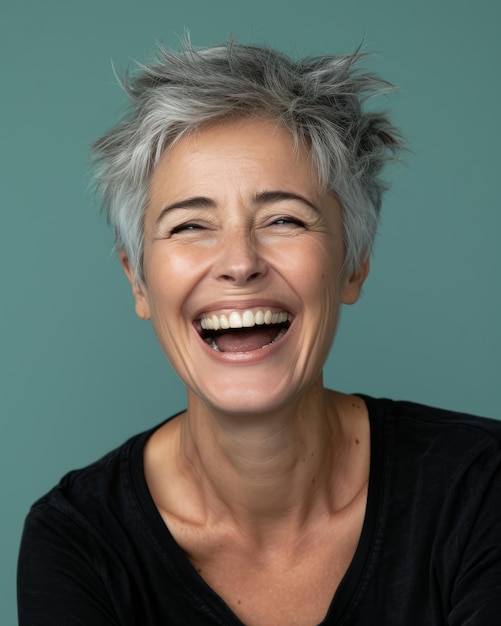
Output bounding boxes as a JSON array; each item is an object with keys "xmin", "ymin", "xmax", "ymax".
[{"xmin": 195, "ymin": 309, "xmax": 292, "ymax": 353}]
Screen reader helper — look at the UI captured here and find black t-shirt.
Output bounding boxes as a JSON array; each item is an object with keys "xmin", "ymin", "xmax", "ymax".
[{"xmin": 17, "ymin": 397, "xmax": 501, "ymax": 625}]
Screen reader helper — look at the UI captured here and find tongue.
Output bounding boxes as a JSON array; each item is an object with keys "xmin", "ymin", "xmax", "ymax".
[{"xmin": 214, "ymin": 327, "xmax": 281, "ymax": 353}]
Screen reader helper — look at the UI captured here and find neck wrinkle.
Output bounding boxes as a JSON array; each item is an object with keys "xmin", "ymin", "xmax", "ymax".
[{"xmin": 178, "ymin": 383, "xmax": 351, "ymax": 539}]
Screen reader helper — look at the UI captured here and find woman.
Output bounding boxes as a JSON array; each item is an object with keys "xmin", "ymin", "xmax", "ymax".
[{"xmin": 18, "ymin": 41, "xmax": 501, "ymax": 625}]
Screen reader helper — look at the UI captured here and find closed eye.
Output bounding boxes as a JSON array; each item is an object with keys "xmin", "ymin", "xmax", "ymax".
[
  {"xmin": 271, "ymin": 216, "xmax": 306, "ymax": 228},
  {"xmin": 170, "ymin": 222, "xmax": 206, "ymax": 235}
]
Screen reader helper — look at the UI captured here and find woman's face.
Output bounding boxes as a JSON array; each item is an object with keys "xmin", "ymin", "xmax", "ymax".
[{"xmin": 123, "ymin": 118, "xmax": 367, "ymax": 415}]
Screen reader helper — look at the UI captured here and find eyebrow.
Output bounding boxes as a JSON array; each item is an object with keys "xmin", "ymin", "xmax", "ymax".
[
  {"xmin": 252, "ymin": 191, "xmax": 319, "ymax": 213},
  {"xmin": 155, "ymin": 190, "xmax": 319, "ymax": 226},
  {"xmin": 155, "ymin": 196, "xmax": 215, "ymax": 225}
]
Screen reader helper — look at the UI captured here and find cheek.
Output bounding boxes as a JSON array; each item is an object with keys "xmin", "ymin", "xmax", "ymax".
[
  {"xmin": 290, "ymin": 239, "xmax": 344, "ymax": 348},
  {"xmin": 143, "ymin": 246, "xmax": 209, "ymax": 311},
  {"xmin": 270, "ymin": 236, "xmax": 343, "ymax": 298},
  {"xmin": 145, "ymin": 243, "xmax": 208, "ymax": 279}
]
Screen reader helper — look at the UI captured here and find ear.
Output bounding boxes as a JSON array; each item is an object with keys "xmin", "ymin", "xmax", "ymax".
[
  {"xmin": 341, "ymin": 258, "xmax": 370, "ymax": 305},
  {"xmin": 119, "ymin": 252, "xmax": 151, "ymax": 320}
]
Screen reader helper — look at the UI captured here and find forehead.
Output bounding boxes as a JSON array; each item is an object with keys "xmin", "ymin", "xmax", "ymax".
[{"xmin": 147, "ymin": 118, "xmax": 323, "ymax": 207}]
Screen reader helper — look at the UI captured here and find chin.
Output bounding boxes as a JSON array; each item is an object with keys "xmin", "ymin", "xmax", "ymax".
[{"xmin": 188, "ymin": 372, "xmax": 317, "ymax": 418}]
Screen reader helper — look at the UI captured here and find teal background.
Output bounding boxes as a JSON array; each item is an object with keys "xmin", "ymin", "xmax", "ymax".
[{"xmin": 2, "ymin": 0, "xmax": 500, "ymax": 622}]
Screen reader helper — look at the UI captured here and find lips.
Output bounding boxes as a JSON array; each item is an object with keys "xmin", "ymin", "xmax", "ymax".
[{"xmin": 195, "ymin": 308, "xmax": 292, "ymax": 353}]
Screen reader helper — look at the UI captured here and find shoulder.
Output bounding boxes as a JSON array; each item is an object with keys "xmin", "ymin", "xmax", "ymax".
[
  {"xmin": 348, "ymin": 398, "xmax": 501, "ymax": 623},
  {"xmin": 364, "ymin": 397, "xmax": 501, "ymax": 532},
  {"xmin": 382, "ymin": 397, "xmax": 500, "ymax": 432},
  {"xmin": 32, "ymin": 430, "xmax": 143, "ymax": 518},
  {"xmin": 21, "ymin": 432, "xmax": 142, "ymax": 565},
  {"xmin": 369, "ymin": 396, "xmax": 501, "ymax": 458},
  {"xmin": 18, "ymin": 419, "xmax": 177, "ymax": 623},
  {"xmin": 363, "ymin": 396, "xmax": 501, "ymax": 512},
  {"xmin": 23, "ymin": 416, "xmax": 175, "ymax": 545},
  {"xmin": 18, "ymin": 423, "xmax": 163, "ymax": 626}
]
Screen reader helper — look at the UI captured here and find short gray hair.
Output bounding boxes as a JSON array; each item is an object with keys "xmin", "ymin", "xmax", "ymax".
[{"xmin": 92, "ymin": 39, "xmax": 403, "ymax": 283}]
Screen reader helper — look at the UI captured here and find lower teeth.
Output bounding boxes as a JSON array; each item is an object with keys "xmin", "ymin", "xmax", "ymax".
[{"xmin": 209, "ymin": 338, "xmax": 220, "ymax": 352}]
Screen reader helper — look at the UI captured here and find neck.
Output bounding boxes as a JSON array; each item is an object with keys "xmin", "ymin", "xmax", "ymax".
[{"xmin": 177, "ymin": 379, "xmax": 364, "ymax": 538}]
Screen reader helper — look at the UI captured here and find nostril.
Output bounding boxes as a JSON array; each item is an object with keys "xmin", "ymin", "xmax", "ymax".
[{"xmin": 220, "ymin": 270, "xmax": 263, "ymax": 282}]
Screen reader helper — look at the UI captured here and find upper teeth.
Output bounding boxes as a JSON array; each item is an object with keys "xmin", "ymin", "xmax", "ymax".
[{"xmin": 200, "ymin": 310, "xmax": 289, "ymax": 331}]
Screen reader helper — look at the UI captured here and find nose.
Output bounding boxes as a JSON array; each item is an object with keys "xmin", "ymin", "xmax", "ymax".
[{"xmin": 212, "ymin": 229, "xmax": 267, "ymax": 285}]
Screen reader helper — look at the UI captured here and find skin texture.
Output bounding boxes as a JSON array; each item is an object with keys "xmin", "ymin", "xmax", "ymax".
[
  {"xmin": 121, "ymin": 118, "xmax": 371, "ymax": 625},
  {"xmin": 122, "ymin": 118, "xmax": 367, "ymax": 415}
]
